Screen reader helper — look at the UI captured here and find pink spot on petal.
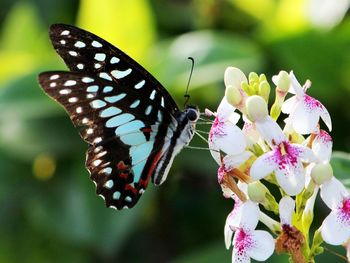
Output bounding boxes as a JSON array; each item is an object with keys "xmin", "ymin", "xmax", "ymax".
[
  {"xmin": 304, "ymin": 95, "xmax": 324, "ymax": 112},
  {"xmin": 234, "ymin": 229, "xmax": 255, "ymax": 255},
  {"xmin": 271, "ymin": 141, "xmax": 302, "ymax": 171},
  {"xmin": 338, "ymin": 198, "xmax": 350, "ymax": 225},
  {"xmin": 217, "ymin": 165, "xmax": 226, "ymax": 184},
  {"xmin": 318, "ymin": 130, "xmax": 332, "ymax": 144},
  {"xmin": 209, "ymin": 116, "xmax": 225, "ymax": 140}
]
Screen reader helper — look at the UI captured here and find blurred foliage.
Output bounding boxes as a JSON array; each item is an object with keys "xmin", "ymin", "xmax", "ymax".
[{"xmin": 0, "ymin": 0, "xmax": 349, "ymax": 262}]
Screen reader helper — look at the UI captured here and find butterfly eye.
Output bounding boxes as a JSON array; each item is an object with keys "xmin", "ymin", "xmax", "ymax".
[{"xmin": 186, "ymin": 108, "xmax": 199, "ymax": 122}]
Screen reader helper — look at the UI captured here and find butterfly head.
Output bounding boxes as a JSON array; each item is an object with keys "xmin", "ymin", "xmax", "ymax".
[{"xmin": 184, "ymin": 105, "xmax": 200, "ymax": 123}]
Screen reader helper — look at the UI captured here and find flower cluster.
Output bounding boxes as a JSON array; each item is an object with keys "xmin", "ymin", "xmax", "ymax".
[{"xmin": 207, "ymin": 67, "xmax": 350, "ymax": 262}]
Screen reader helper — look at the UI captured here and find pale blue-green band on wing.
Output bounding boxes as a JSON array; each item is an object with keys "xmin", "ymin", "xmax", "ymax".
[
  {"xmin": 94, "ymin": 53, "xmax": 106, "ymax": 61},
  {"xmin": 103, "ymin": 86, "xmax": 113, "ymax": 93},
  {"xmin": 125, "ymin": 196, "xmax": 132, "ymax": 202},
  {"xmin": 116, "ymin": 120, "xmax": 144, "ymax": 135},
  {"xmin": 111, "ymin": 69, "xmax": 132, "ymax": 79},
  {"xmin": 132, "ymin": 159, "xmax": 147, "ymax": 183},
  {"xmin": 100, "ymin": 107, "xmax": 122, "ymax": 118},
  {"xmin": 145, "ymin": 105, "xmax": 152, "ymax": 115},
  {"xmin": 90, "ymin": 100, "xmax": 107, "ymax": 109},
  {"xmin": 106, "ymin": 113, "xmax": 134, "ymax": 128},
  {"xmin": 130, "ymin": 100, "xmax": 140, "ymax": 108},
  {"xmin": 105, "ymin": 93, "xmax": 126, "ymax": 103},
  {"xmin": 87, "ymin": 85, "xmax": 99, "ymax": 92},
  {"xmin": 131, "ymin": 141, "xmax": 153, "ymax": 165}
]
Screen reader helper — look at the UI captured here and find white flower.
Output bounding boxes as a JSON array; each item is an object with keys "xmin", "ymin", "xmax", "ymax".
[
  {"xmin": 209, "ymin": 98, "xmax": 246, "ymax": 164},
  {"xmin": 279, "ymin": 196, "xmax": 295, "ymax": 226},
  {"xmin": 312, "ymin": 129, "xmax": 333, "ymax": 163},
  {"xmin": 282, "ymin": 72, "xmax": 332, "ymax": 134},
  {"xmin": 224, "ymin": 200, "xmax": 275, "ymax": 263},
  {"xmin": 250, "ymin": 117, "xmax": 315, "ymax": 195},
  {"xmin": 320, "ymin": 177, "xmax": 350, "ymax": 245}
]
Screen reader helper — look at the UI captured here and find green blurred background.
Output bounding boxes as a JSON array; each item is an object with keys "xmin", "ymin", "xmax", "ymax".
[{"xmin": 0, "ymin": 0, "xmax": 350, "ymax": 262}]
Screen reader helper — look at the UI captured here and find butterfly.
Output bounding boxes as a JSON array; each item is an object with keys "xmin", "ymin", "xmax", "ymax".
[{"xmin": 38, "ymin": 24, "xmax": 199, "ymax": 210}]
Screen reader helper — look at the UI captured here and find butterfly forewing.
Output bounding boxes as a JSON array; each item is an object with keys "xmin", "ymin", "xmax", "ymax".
[{"xmin": 38, "ymin": 24, "xmax": 181, "ymax": 210}]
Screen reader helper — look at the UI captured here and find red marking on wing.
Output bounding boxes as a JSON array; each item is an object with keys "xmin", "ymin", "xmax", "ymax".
[
  {"xmin": 117, "ymin": 161, "xmax": 129, "ymax": 170},
  {"xmin": 125, "ymin": 184, "xmax": 138, "ymax": 194},
  {"xmin": 139, "ymin": 151, "xmax": 163, "ymax": 188},
  {"xmin": 119, "ymin": 172, "xmax": 129, "ymax": 179},
  {"xmin": 141, "ymin": 127, "xmax": 153, "ymax": 133}
]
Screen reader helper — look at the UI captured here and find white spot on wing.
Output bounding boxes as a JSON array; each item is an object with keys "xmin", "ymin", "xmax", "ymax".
[
  {"xmin": 111, "ymin": 69, "xmax": 132, "ymax": 79},
  {"xmin": 59, "ymin": 89, "xmax": 71, "ymax": 95},
  {"xmin": 69, "ymin": 51, "xmax": 78, "ymax": 56},
  {"xmin": 82, "ymin": 77, "xmax": 94, "ymax": 83},
  {"xmin": 150, "ymin": 90, "xmax": 156, "ymax": 100},
  {"xmin": 60, "ymin": 40, "xmax": 66, "ymax": 45},
  {"xmin": 113, "ymin": 191, "xmax": 121, "ymax": 200},
  {"xmin": 64, "ymin": 80, "xmax": 76, "ymax": 86},
  {"xmin": 68, "ymin": 97, "xmax": 78, "ymax": 103},
  {"xmin": 74, "ymin": 41, "xmax": 86, "ymax": 48},
  {"xmin": 110, "ymin": 57, "xmax": 120, "ymax": 64},
  {"xmin": 50, "ymin": 82, "xmax": 56, "ymax": 88},
  {"xmin": 161, "ymin": 97, "xmax": 165, "ymax": 107},
  {"xmin": 76, "ymin": 107, "xmax": 82, "ymax": 114},
  {"xmin": 61, "ymin": 30, "xmax": 70, "ymax": 35},
  {"xmin": 99, "ymin": 72, "xmax": 112, "ymax": 81},
  {"xmin": 103, "ymin": 167, "xmax": 112, "ymax": 174},
  {"xmin": 94, "ymin": 53, "xmax": 106, "ymax": 61},
  {"xmin": 104, "ymin": 180, "xmax": 114, "ymax": 189},
  {"xmin": 87, "ymin": 85, "xmax": 99, "ymax": 92},
  {"xmin": 93, "ymin": 159, "xmax": 102, "ymax": 166},
  {"xmin": 94, "ymin": 137, "xmax": 102, "ymax": 144},
  {"xmin": 50, "ymin": 75, "xmax": 59, "ymax": 80},
  {"xmin": 135, "ymin": 80, "xmax": 145, "ymax": 89},
  {"xmin": 90, "ymin": 100, "xmax": 107, "ymax": 109},
  {"xmin": 92, "ymin": 40, "xmax": 103, "ymax": 47},
  {"xmin": 100, "ymin": 107, "xmax": 122, "ymax": 118},
  {"xmin": 94, "ymin": 63, "xmax": 102, "ymax": 69},
  {"xmin": 103, "ymin": 86, "xmax": 113, "ymax": 93},
  {"xmin": 77, "ymin": 63, "xmax": 84, "ymax": 70},
  {"xmin": 125, "ymin": 196, "xmax": 132, "ymax": 202}
]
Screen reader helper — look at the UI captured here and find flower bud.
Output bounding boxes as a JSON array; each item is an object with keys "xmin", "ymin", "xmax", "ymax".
[
  {"xmin": 225, "ymin": 85, "xmax": 242, "ymax": 107},
  {"xmin": 246, "ymin": 95, "xmax": 268, "ymax": 122},
  {"xmin": 274, "ymin": 71, "xmax": 290, "ymax": 92},
  {"xmin": 248, "ymin": 72, "xmax": 259, "ymax": 84},
  {"xmin": 311, "ymin": 163, "xmax": 333, "ymax": 185},
  {"xmin": 248, "ymin": 181, "xmax": 268, "ymax": 203},
  {"xmin": 224, "ymin": 67, "xmax": 247, "ymax": 89},
  {"xmin": 259, "ymin": 80, "xmax": 270, "ymax": 101}
]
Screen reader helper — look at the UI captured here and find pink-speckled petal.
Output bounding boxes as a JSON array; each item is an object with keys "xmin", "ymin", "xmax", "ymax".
[
  {"xmin": 281, "ymin": 96, "xmax": 297, "ymax": 114},
  {"xmin": 291, "ymin": 102, "xmax": 319, "ymax": 134},
  {"xmin": 320, "ymin": 177, "xmax": 349, "ymax": 209},
  {"xmin": 275, "ymin": 161, "xmax": 305, "ymax": 196},
  {"xmin": 225, "ymin": 210, "xmax": 238, "ymax": 249},
  {"xmin": 255, "ymin": 116, "xmax": 285, "ymax": 146},
  {"xmin": 279, "ymin": 196, "xmax": 295, "ymax": 226},
  {"xmin": 250, "ymin": 152, "xmax": 278, "ymax": 181},
  {"xmin": 291, "ymin": 144, "xmax": 316, "ymax": 162},
  {"xmin": 312, "ymin": 130, "xmax": 333, "ymax": 162},
  {"xmin": 232, "ymin": 245, "xmax": 250, "ymax": 263},
  {"xmin": 212, "ymin": 123, "xmax": 246, "ymax": 155},
  {"xmin": 321, "ymin": 211, "xmax": 350, "ymax": 245},
  {"xmin": 246, "ymin": 230, "xmax": 275, "ymax": 261}
]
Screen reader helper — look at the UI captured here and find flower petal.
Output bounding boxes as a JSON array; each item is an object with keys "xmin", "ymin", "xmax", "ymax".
[
  {"xmin": 289, "ymin": 71, "xmax": 303, "ymax": 97},
  {"xmin": 321, "ymin": 211, "xmax": 350, "ymax": 245},
  {"xmin": 217, "ymin": 97, "xmax": 238, "ymax": 121},
  {"xmin": 246, "ymin": 230, "xmax": 275, "ymax": 261},
  {"xmin": 209, "ymin": 139, "xmax": 221, "ymax": 165},
  {"xmin": 320, "ymin": 177, "xmax": 349, "ymax": 209},
  {"xmin": 279, "ymin": 196, "xmax": 295, "ymax": 226},
  {"xmin": 212, "ymin": 123, "xmax": 246, "ymax": 155},
  {"xmin": 291, "ymin": 102, "xmax": 319, "ymax": 134},
  {"xmin": 232, "ymin": 247, "xmax": 250, "ymax": 263},
  {"xmin": 319, "ymin": 104, "xmax": 332, "ymax": 131},
  {"xmin": 239, "ymin": 200, "xmax": 260, "ymax": 230},
  {"xmin": 255, "ymin": 116, "xmax": 285, "ymax": 146},
  {"xmin": 275, "ymin": 161, "xmax": 305, "ymax": 196},
  {"xmin": 291, "ymin": 143, "xmax": 316, "ymax": 163},
  {"xmin": 224, "ymin": 151, "xmax": 253, "ymax": 171},
  {"xmin": 281, "ymin": 96, "xmax": 297, "ymax": 114},
  {"xmin": 312, "ymin": 130, "xmax": 332, "ymax": 162},
  {"xmin": 250, "ymin": 152, "xmax": 278, "ymax": 181}
]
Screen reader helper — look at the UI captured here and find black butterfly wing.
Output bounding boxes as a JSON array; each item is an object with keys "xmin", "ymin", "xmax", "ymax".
[{"xmin": 38, "ymin": 24, "xmax": 179, "ymax": 210}]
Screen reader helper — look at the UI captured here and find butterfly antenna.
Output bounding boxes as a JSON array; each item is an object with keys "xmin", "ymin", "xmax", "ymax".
[{"xmin": 184, "ymin": 57, "xmax": 194, "ymax": 107}]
